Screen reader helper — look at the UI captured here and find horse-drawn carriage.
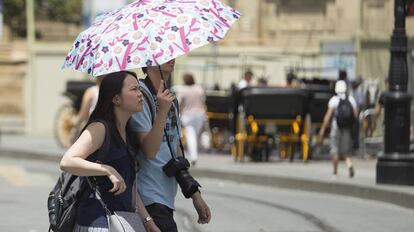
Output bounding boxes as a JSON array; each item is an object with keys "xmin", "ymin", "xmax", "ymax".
[
  {"xmin": 54, "ymin": 81, "xmax": 95, "ymax": 148},
  {"xmin": 204, "ymin": 83, "xmax": 335, "ymax": 162},
  {"xmin": 233, "ymin": 87, "xmax": 310, "ymax": 162},
  {"xmin": 305, "ymin": 84, "xmax": 335, "ymax": 157},
  {"xmin": 204, "ymin": 90, "xmax": 234, "ymax": 151}
]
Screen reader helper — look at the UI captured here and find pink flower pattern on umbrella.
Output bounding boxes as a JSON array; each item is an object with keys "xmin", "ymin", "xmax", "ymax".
[{"xmin": 62, "ymin": 0, "xmax": 241, "ymax": 76}]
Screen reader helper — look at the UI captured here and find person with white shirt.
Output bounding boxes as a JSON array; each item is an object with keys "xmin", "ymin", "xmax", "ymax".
[
  {"xmin": 319, "ymin": 80, "xmax": 358, "ymax": 179},
  {"xmin": 238, "ymin": 70, "xmax": 254, "ymax": 90},
  {"xmin": 69, "ymin": 76, "xmax": 104, "ymax": 146},
  {"xmin": 178, "ymin": 73, "xmax": 207, "ymax": 165}
]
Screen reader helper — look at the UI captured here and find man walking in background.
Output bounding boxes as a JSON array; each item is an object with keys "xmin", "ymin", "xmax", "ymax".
[{"xmin": 319, "ymin": 80, "xmax": 358, "ymax": 179}]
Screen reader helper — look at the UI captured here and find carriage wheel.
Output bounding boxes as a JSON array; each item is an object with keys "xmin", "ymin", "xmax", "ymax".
[{"xmin": 54, "ymin": 104, "xmax": 77, "ymax": 148}]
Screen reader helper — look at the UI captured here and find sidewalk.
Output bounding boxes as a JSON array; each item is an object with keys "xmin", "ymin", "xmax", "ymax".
[{"xmin": 1, "ymin": 133, "xmax": 414, "ymax": 210}]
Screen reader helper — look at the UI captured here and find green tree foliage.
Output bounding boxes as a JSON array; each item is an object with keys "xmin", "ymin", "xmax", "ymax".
[
  {"xmin": 3, "ymin": 0, "xmax": 26, "ymax": 37},
  {"xmin": 38, "ymin": 0, "xmax": 82, "ymax": 24},
  {"xmin": 3, "ymin": 0, "xmax": 82, "ymax": 37}
]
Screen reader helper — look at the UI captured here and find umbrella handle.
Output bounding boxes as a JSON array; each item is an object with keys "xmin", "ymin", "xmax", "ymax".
[{"xmin": 158, "ymin": 65, "xmax": 171, "ymax": 90}]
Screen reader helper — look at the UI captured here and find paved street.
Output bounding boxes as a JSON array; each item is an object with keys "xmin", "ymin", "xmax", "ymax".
[
  {"xmin": 1, "ymin": 155, "xmax": 414, "ymax": 232},
  {"xmin": 176, "ymin": 179, "xmax": 414, "ymax": 232},
  {"xmin": 0, "ymin": 156, "xmax": 58, "ymax": 232}
]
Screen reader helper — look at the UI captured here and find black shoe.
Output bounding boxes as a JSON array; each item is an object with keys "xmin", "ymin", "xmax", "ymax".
[{"xmin": 349, "ymin": 166, "xmax": 355, "ymax": 178}]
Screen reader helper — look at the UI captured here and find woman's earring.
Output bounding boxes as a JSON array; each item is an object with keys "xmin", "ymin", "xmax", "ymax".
[{"xmin": 114, "ymin": 97, "xmax": 120, "ymax": 106}]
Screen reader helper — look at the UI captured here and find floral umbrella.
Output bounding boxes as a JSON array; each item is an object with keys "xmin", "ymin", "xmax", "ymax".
[{"xmin": 63, "ymin": 0, "xmax": 241, "ymax": 76}]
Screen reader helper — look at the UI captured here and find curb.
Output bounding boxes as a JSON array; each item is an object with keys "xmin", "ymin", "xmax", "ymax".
[
  {"xmin": 191, "ymin": 169, "xmax": 414, "ymax": 210},
  {"xmin": 0, "ymin": 148, "xmax": 62, "ymax": 163},
  {"xmin": 2, "ymin": 148, "xmax": 414, "ymax": 210}
]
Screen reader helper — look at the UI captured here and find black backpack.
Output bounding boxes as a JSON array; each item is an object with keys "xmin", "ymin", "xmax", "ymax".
[
  {"xmin": 335, "ymin": 96, "xmax": 355, "ymax": 129},
  {"xmin": 47, "ymin": 121, "xmax": 110, "ymax": 232}
]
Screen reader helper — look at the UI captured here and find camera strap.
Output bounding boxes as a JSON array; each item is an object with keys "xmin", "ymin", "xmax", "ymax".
[{"xmin": 141, "ymin": 75, "xmax": 186, "ymax": 160}]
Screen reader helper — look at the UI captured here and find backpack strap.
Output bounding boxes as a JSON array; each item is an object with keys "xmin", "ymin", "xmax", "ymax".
[
  {"xmin": 140, "ymin": 80, "xmax": 176, "ymax": 159},
  {"xmin": 140, "ymin": 79, "xmax": 187, "ymax": 159},
  {"xmin": 139, "ymin": 80, "xmax": 156, "ymax": 126}
]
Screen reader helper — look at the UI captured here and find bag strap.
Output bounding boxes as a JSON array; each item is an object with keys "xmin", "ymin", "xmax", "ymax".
[
  {"xmin": 173, "ymin": 98, "xmax": 187, "ymax": 159},
  {"xmin": 86, "ymin": 120, "xmax": 141, "ymax": 215},
  {"xmin": 85, "ymin": 120, "xmax": 112, "ymax": 213},
  {"xmin": 139, "ymin": 81, "xmax": 156, "ymax": 126},
  {"xmin": 86, "ymin": 177, "xmax": 112, "ymax": 215}
]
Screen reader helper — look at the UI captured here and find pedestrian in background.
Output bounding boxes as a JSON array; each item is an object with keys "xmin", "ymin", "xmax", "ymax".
[
  {"xmin": 351, "ymin": 77, "xmax": 365, "ymax": 151},
  {"xmin": 213, "ymin": 83, "xmax": 221, "ymax": 91},
  {"xmin": 178, "ymin": 73, "xmax": 207, "ymax": 165},
  {"xmin": 233, "ymin": 70, "xmax": 254, "ymax": 145},
  {"xmin": 319, "ymin": 80, "xmax": 358, "ymax": 179},
  {"xmin": 338, "ymin": 69, "xmax": 349, "ymax": 84},
  {"xmin": 372, "ymin": 79, "xmax": 388, "ymax": 134},
  {"xmin": 238, "ymin": 70, "xmax": 254, "ymax": 90},
  {"xmin": 284, "ymin": 71, "xmax": 299, "ymax": 88},
  {"xmin": 70, "ymin": 75, "xmax": 104, "ymax": 145},
  {"xmin": 257, "ymin": 77, "xmax": 268, "ymax": 87},
  {"xmin": 73, "ymin": 75, "xmax": 104, "ymax": 130}
]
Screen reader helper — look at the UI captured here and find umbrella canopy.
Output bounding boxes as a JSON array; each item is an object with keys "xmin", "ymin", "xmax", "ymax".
[{"xmin": 63, "ymin": 0, "xmax": 241, "ymax": 76}]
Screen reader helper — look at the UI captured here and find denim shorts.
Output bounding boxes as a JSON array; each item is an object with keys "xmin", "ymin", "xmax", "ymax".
[{"xmin": 330, "ymin": 122, "xmax": 353, "ymax": 156}]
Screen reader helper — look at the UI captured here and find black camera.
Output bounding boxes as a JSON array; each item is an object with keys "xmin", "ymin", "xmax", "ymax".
[{"xmin": 163, "ymin": 156, "xmax": 201, "ymax": 198}]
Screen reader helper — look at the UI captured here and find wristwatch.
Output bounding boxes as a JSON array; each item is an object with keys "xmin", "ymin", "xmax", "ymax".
[{"xmin": 143, "ymin": 216, "xmax": 153, "ymax": 224}]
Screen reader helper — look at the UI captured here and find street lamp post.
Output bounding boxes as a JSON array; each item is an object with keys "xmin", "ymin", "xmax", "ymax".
[
  {"xmin": 25, "ymin": 0, "xmax": 35, "ymax": 135},
  {"xmin": 376, "ymin": 0, "xmax": 414, "ymax": 185}
]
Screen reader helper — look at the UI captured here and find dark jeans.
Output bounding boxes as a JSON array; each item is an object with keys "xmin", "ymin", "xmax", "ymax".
[{"xmin": 146, "ymin": 203, "xmax": 178, "ymax": 232}]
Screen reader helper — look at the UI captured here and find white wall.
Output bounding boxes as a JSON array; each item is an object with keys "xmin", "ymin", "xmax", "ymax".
[{"xmin": 26, "ymin": 44, "xmax": 85, "ymax": 137}]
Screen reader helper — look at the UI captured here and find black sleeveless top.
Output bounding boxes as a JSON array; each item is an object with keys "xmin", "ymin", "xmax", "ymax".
[{"xmin": 76, "ymin": 124, "xmax": 136, "ymax": 228}]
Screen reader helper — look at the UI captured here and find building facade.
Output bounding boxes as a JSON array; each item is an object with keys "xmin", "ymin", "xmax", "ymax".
[{"xmin": 174, "ymin": 0, "xmax": 414, "ymax": 89}]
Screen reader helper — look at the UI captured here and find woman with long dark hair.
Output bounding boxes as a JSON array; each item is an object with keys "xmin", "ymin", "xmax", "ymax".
[{"xmin": 60, "ymin": 71, "xmax": 161, "ymax": 231}]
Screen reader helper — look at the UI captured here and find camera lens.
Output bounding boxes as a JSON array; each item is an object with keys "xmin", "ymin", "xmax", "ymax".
[
  {"xmin": 163, "ymin": 157, "xmax": 201, "ymax": 198},
  {"xmin": 176, "ymin": 170, "xmax": 201, "ymax": 198}
]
